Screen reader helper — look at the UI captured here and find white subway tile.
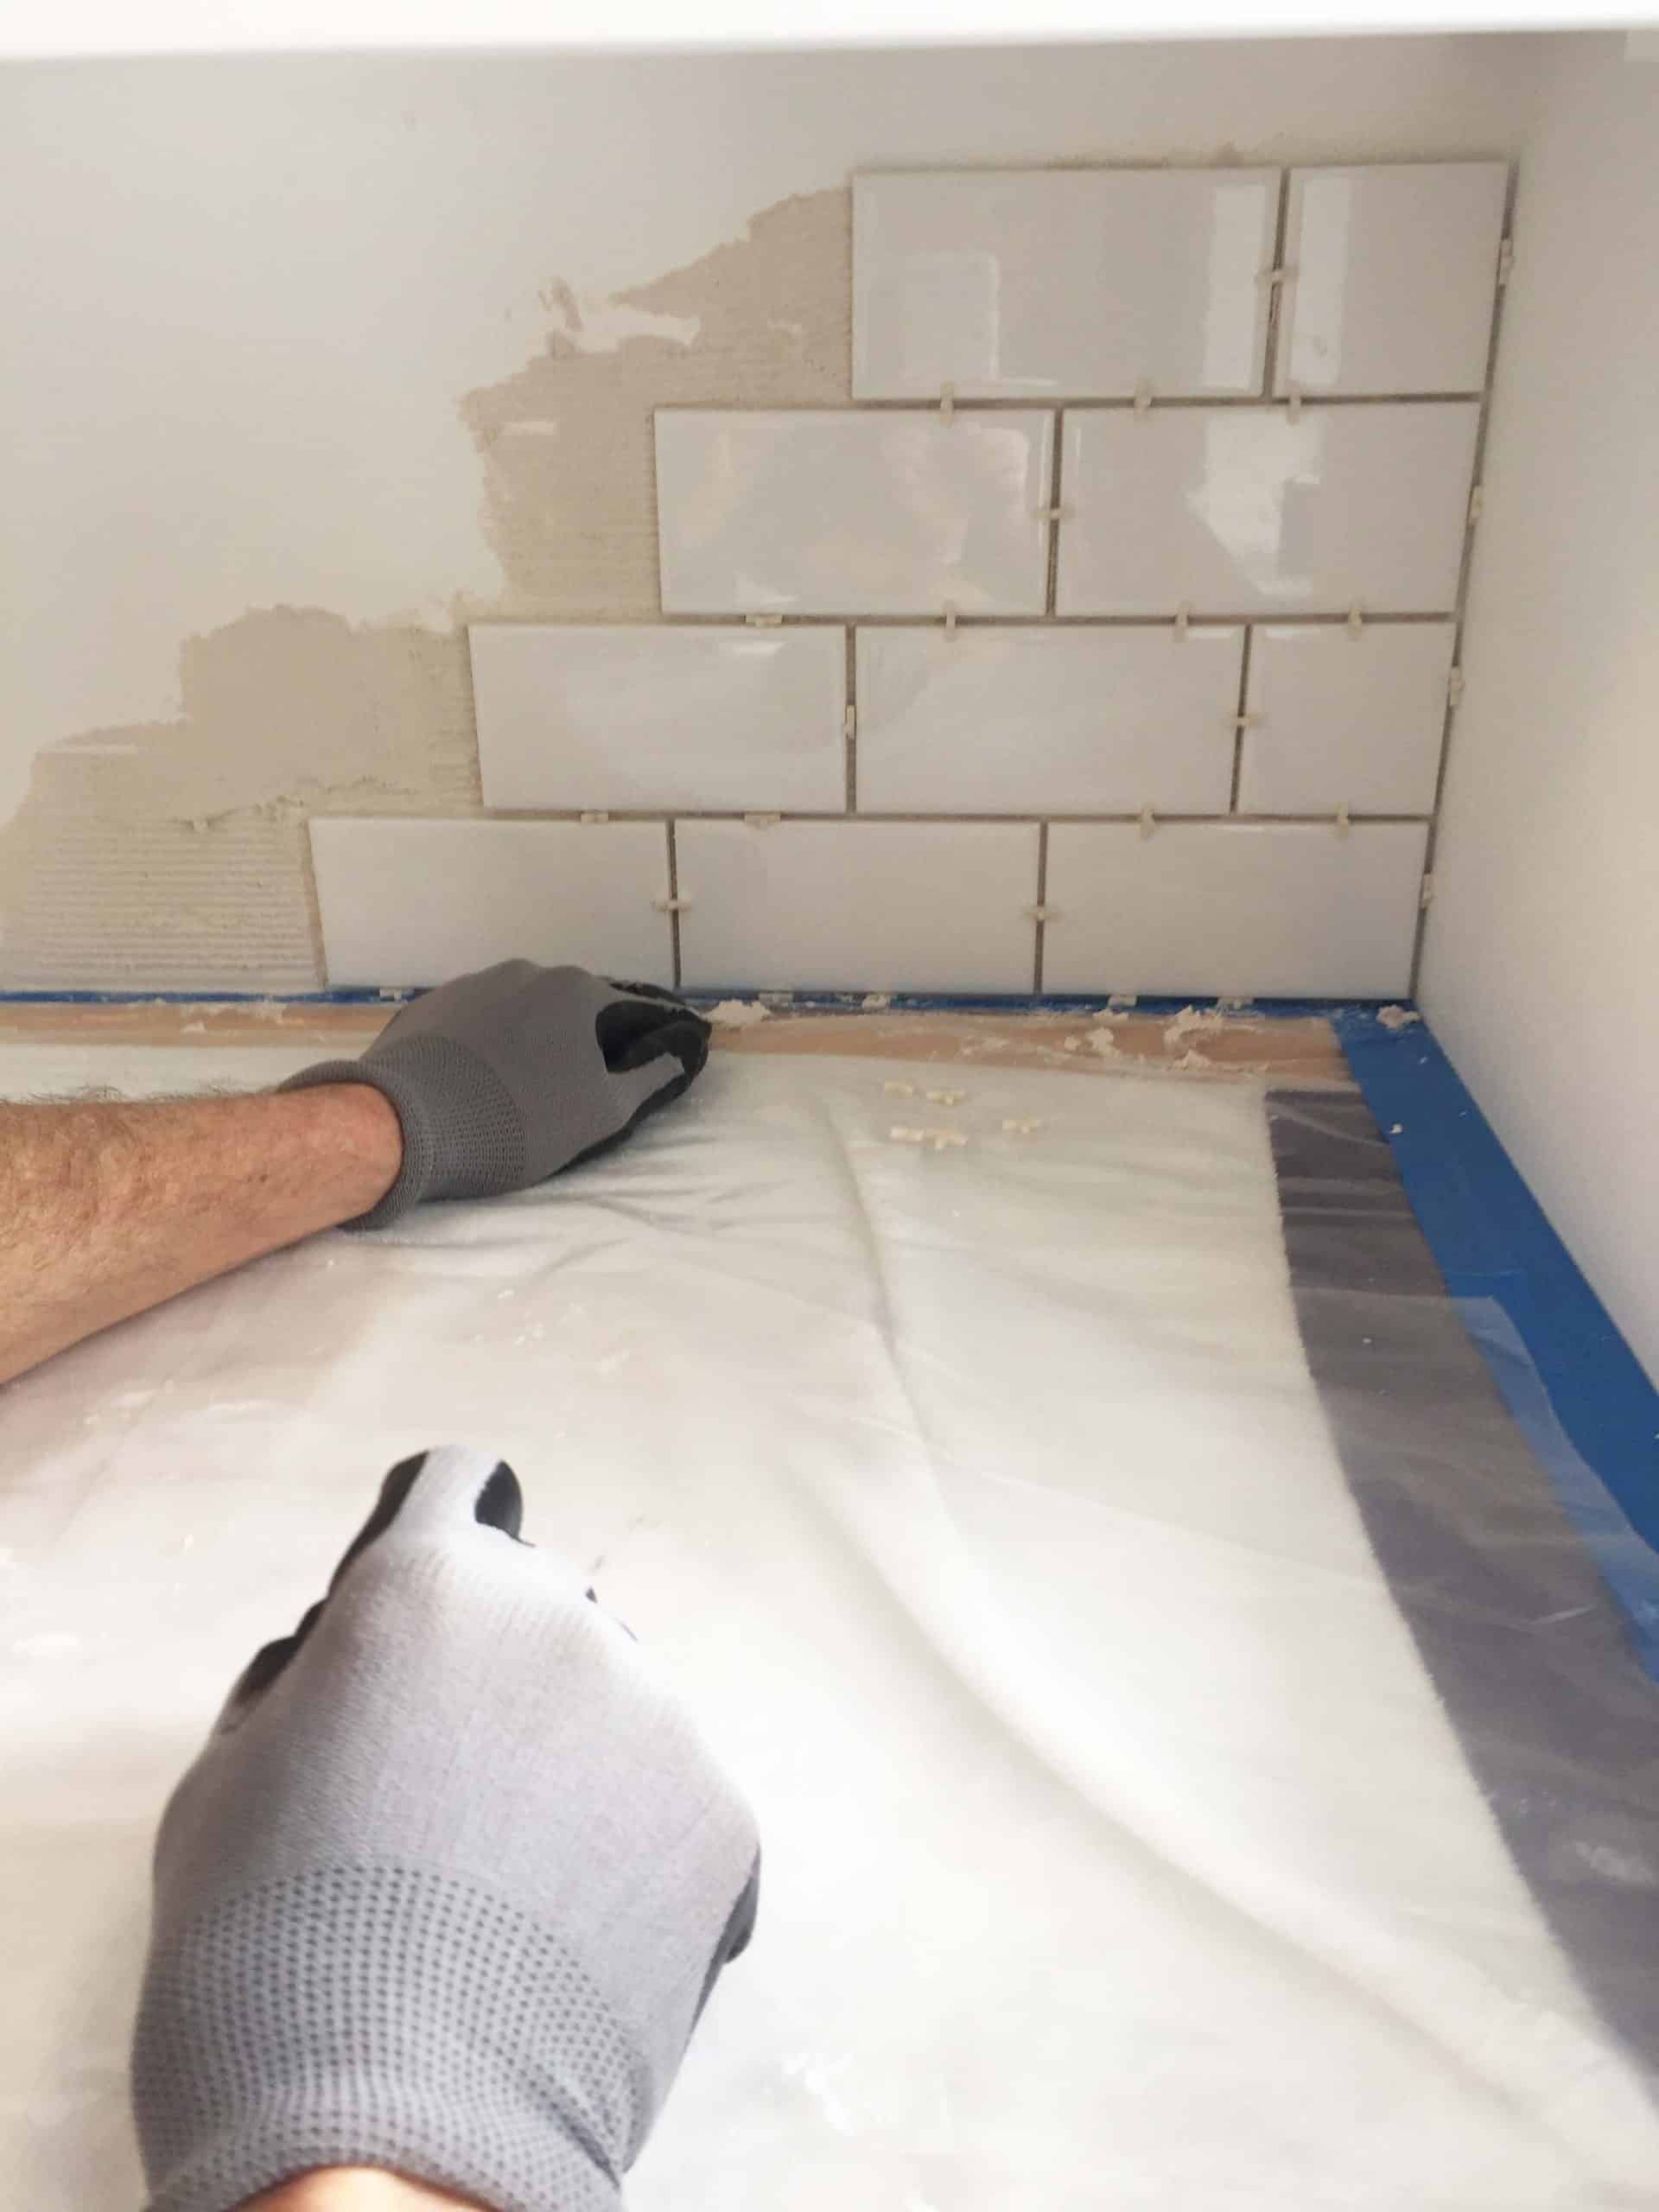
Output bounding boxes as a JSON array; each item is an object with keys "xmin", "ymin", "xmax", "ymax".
[
  {"xmin": 1058, "ymin": 404, "xmax": 1479, "ymax": 616},
  {"xmin": 1278, "ymin": 164, "xmax": 1508, "ymax": 397},
  {"xmin": 856, "ymin": 625, "xmax": 1241, "ymax": 815},
  {"xmin": 854, "ymin": 168, "xmax": 1277, "ymax": 400},
  {"xmin": 1239, "ymin": 623, "xmax": 1454, "ymax": 816},
  {"xmin": 676, "ymin": 819, "xmax": 1039, "ymax": 992},
  {"xmin": 471, "ymin": 624, "xmax": 847, "ymax": 813},
  {"xmin": 655, "ymin": 410, "xmax": 1053, "ymax": 617},
  {"xmin": 310, "ymin": 818, "xmax": 673, "ymax": 988},
  {"xmin": 1043, "ymin": 821, "xmax": 1428, "ymax": 998}
]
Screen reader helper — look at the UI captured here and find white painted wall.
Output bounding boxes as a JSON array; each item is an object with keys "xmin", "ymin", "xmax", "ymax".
[
  {"xmin": 1422, "ymin": 33, "xmax": 1659, "ymax": 1382},
  {"xmin": 0, "ymin": 36, "xmax": 1544, "ymax": 826}
]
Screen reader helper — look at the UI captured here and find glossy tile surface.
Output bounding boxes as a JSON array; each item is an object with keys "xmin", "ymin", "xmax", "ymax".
[
  {"xmin": 471, "ymin": 624, "xmax": 847, "ymax": 813},
  {"xmin": 1239, "ymin": 622, "xmax": 1454, "ymax": 817},
  {"xmin": 676, "ymin": 819, "xmax": 1039, "ymax": 991},
  {"xmin": 1058, "ymin": 404, "xmax": 1479, "ymax": 616},
  {"xmin": 1043, "ymin": 820, "xmax": 1428, "ymax": 997},
  {"xmin": 856, "ymin": 625, "xmax": 1241, "ymax": 815},
  {"xmin": 310, "ymin": 818, "xmax": 673, "ymax": 988},
  {"xmin": 1278, "ymin": 163, "xmax": 1508, "ymax": 397},
  {"xmin": 655, "ymin": 410, "xmax": 1053, "ymax": 616},
  {"xmin": 854, "ymin": 168, "xmax": 1277, "ymax": 399}
]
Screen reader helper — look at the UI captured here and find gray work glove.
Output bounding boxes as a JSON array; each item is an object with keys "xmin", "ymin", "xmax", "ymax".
[
  {"xmin": 131, "ymin": 1445, "xmax": 761, "ymax": 2212},
  {"xmin": 282, "ymin": 960, "xmax": 711, "ymax": 1230}
]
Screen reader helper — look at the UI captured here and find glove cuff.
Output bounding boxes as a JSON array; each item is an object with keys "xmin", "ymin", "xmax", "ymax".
[
  {"xmin": 277, "ymin": 1060, "xmax": 437, "ymax": 1231},
  {"xmin": 132, "ymin": 1862, "xmax": 633, "ymax": 2212}
]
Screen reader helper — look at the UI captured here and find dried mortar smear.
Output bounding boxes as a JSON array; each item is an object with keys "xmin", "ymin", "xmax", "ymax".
[{"xmin": 0, "ymin": 191, "xmax": 851, "ymax": 989}]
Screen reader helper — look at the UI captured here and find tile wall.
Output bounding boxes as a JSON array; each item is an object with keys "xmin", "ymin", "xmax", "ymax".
[{"xmin": 314, "ymin": 162, "xmax": 1509, "ymax": 998}]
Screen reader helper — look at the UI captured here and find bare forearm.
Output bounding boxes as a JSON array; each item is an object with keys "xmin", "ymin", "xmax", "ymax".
[
  {"xmin": 242, "ymin": 2171, "xmax": 487, "ymax": 2212},
  {"xmin": 0, "ymin": 1086, "xmax": 402, "ymax": 1386}
]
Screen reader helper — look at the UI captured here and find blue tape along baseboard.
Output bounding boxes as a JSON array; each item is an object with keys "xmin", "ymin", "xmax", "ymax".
[{"xmin": 1338, "ymin": 1009, "xmax": 1659, "ymax": 1675}]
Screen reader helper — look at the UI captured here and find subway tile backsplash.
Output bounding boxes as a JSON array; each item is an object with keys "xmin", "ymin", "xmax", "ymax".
[
  {"xmin": 472, "ymin": 623, "xmax": 847, "ymax": 814},
  {"xmin": 1056, "ymin": 403, "xmax": 1481, "ymax": 616},
  {"xmin": 1042, "ymin": 822, "xmax": 1431, "ymax": 999},
  {"xmin": 855, "ymin": 625, "xmax": 1242, "ymax": 816},
  {"xmin": 654, "ymin": 409, "xmax": 1054, "ymax": 616},
  {"xmin": 1276, "ymin": 163, "xmax": 1508, "ymax": 398},
  {"xmin": 1238, "ymin": 622, "xmax": 1457, "ymax": 817},
  {"xmin": 311, "ymin": 818, "xmax": 675, "ymax": 988},
  {"xmin": 676, "ymin": 819, "xmax": 1041, "ymax": 993},
  {"xmin": 853, "ymin": 168, "xmax": 1278, "ymax": 400},
  {"xmin": 318, "ymin": 163, "xmax": 1504, "ymax": 999}
]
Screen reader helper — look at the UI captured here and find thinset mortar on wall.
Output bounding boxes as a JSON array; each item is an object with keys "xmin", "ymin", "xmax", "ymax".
[{"xmin": 0, "ymin": 191, "xmax": 850, "ymax": 991}]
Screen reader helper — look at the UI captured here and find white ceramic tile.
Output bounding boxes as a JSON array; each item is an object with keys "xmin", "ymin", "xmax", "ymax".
[
  {"xmin": 1278, "ymin": 163, "xmax": 1508, "ymax": 397},
  {"xmin": 655, "ymin": 410, "xmax": 1053, "ymax": 616},
  {"xmin": 676, "ymin": 819, "xmax": 1039, "ymax": 992},
  {"xmin": 310, "ymin": 818, "xmax": 673, "ymax": 988},
  {"xmin": 471, "ymin": 624, "xmax": 847, "ymax": 813},
  {"xmin": 854, "ymin": 168, "xmax": 1277, "ymax": 400},
  {"xmin": 1058, "ymin": 404, "xmax": 1478, "ymax": 616},
  {"xmin": 1043, "ymin": 821, "xmax": 1428, "ymax": 997},
  {"xmin": 1239, "ymin": 622, "xmax": 1454, "ymax": 816},
  {"xmin": 855, "ymin": 625, "xmax": 1241, "ymax": 815}
]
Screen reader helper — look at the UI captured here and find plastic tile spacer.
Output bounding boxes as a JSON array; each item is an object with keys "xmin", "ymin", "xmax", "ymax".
[
  {"xmin": 1139, "ymin": 804, "xmax": 1157, "ymax": 840},
  {"xmin": 579, "ymin": 810, "xmax": 610, "ymax": 824},
  {"xmin": 1232, "ymin": 712, "xmax": 1263, "ymax": 731},
  {"xmin": 1447, "ymin": 667, "xmax": 1466, "ymax": 708},
  {"xmin": 1286, "ymin": 385, "xmax": 1304, "ymax": 423},
  {"xmin": 653, "ymin": 897, "xmax": 693, "ymax": 913},
  {"xmin": 745, "ymin": 612, "xmax": 785, "ymax": 627},
  {"xmin": 1468, "ymin": 485, "xmax": 1485, "ymax": 525},
  {"xmin": 1173, "ymin": 602, "xmax": 1192, "ymax": 642},
  {"xmin": 1026, "ymin": 904, "xmax": 1058, "ymax": 923},
  {"xmin": 743, "ymin": 812, "xmax": 782, "ymax": 830},
  {"xmin": 843, "ymin": 703, "xmax": 856, "ymax": 740},
  {"xmin": 942, "ymin": 602, "xmax": 958, "ymax": 639},
  {"xmin": 940, "ymin": 381, "xmax": 957, "ymax": 425},
  {"xmin": 1335, "ymin": 803, "xmax": 1352, "ymax": 838},
  {"xmin": 1035, "ymin": 504, "xmax": 1071, "ymax": 522},
  {"xmin": 1133, "ymin": 378, "xmax": 1154, "ymax": 416},
  {"xmin": 1420, "ymin": 872, "xmax": 1436, "ymax": 909},
  {"xmin": 1346, "ymin": 603, "xmax": 1364, "ymax": 639}
]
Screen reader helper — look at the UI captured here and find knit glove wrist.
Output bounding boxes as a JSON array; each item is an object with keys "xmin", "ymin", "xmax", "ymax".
[
  {"xmin": 131, "ymin": 1446, "xmax": 760, "ymax": 2212},
  {"xmin": 280, "ymin": 961, "xmax": 710, "ymax": 1230}
]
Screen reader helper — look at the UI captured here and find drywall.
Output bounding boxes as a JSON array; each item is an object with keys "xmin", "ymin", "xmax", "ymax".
[
  {"xmin": 1, "ymin": 37, "xmax": 1545, "ymax": 987},
  {"xmin": 1421, "ymin": 35, "xmax": 1659, "ymax": 1383}
]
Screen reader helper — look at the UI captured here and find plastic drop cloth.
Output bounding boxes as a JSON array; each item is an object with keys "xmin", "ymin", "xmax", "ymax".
[{"xmin": 2, "ymin": 1041, "xmax": 1657, "ymax": 2210}]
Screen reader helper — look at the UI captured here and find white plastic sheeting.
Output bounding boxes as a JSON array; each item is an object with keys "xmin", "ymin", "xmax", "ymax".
[{"xmin": 3, "ymin": 1043, "xmax": 1656, "ymax": 2208}]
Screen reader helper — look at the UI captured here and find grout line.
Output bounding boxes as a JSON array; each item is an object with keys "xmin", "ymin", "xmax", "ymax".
[
  {"xmin": 643, "ymin": 610, "xmax": 1456, "ymax": 631},
  {"xmin": 474, "ymin": 806, "xmax": 1434, "ymax": 828},
  {"xmin": 664, "ymin": 819, "xmax": 683, "ymax": 989},
  {"xmin": 1230, "ymin": 628, "xmax": 1254, "ymax": 812},
  {"xmin": 844, "ymin": 626, "xmax": 857, "ymax": 812},
  {"xmin": 653, "ymin": 391, "xmax": 1484, "ymax": 416},
  {"xmin": 1033, "ymin": 822, "xmax": 1049, "ymax": 993},
  {"xmin": 1044, "ymin": 412, "xmax": 1065, "ymax": 616},
  {"xmin": 1408, "ymin": 160, "xmax": 1518, "ymax": 998},
  {"xmin": 1261, "ymin": 169, "xmax": 1294, "ymax": 399}
]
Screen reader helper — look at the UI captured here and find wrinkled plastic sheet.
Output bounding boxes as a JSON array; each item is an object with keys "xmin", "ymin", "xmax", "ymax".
[{"xmin": 2, "ymin": 1043, "xmax": 1656, "ymax": 2210}]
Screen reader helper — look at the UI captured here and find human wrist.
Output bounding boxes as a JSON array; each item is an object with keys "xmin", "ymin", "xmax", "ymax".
[
  {"xmin": 272, "ymin": 1069, "xmax": 415, "ymax": 1229},
  {"xmin": 239, "ymin": 2167, "xmax": 491, "ymax": 2211}
]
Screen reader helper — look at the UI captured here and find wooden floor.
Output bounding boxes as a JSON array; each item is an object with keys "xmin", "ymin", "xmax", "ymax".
[{"xmin": 0, "ymin": 1000, "xmax": 1351, "ymax": 1086}]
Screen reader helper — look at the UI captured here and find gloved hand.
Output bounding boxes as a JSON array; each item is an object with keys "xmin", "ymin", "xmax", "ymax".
[
  {"xmin": 281, "ymin": 960, "xmax": 711, "ymax": 1230},
  {"xmin": 131, "ymin": 1446, "xmax": 760, "ymax": 2212}
]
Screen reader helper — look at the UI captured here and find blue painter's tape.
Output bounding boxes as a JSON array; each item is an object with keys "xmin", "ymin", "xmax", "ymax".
[{"xmin": 1337, "ymin": 1008, "xmax": 1659, "ymax": 1669}]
